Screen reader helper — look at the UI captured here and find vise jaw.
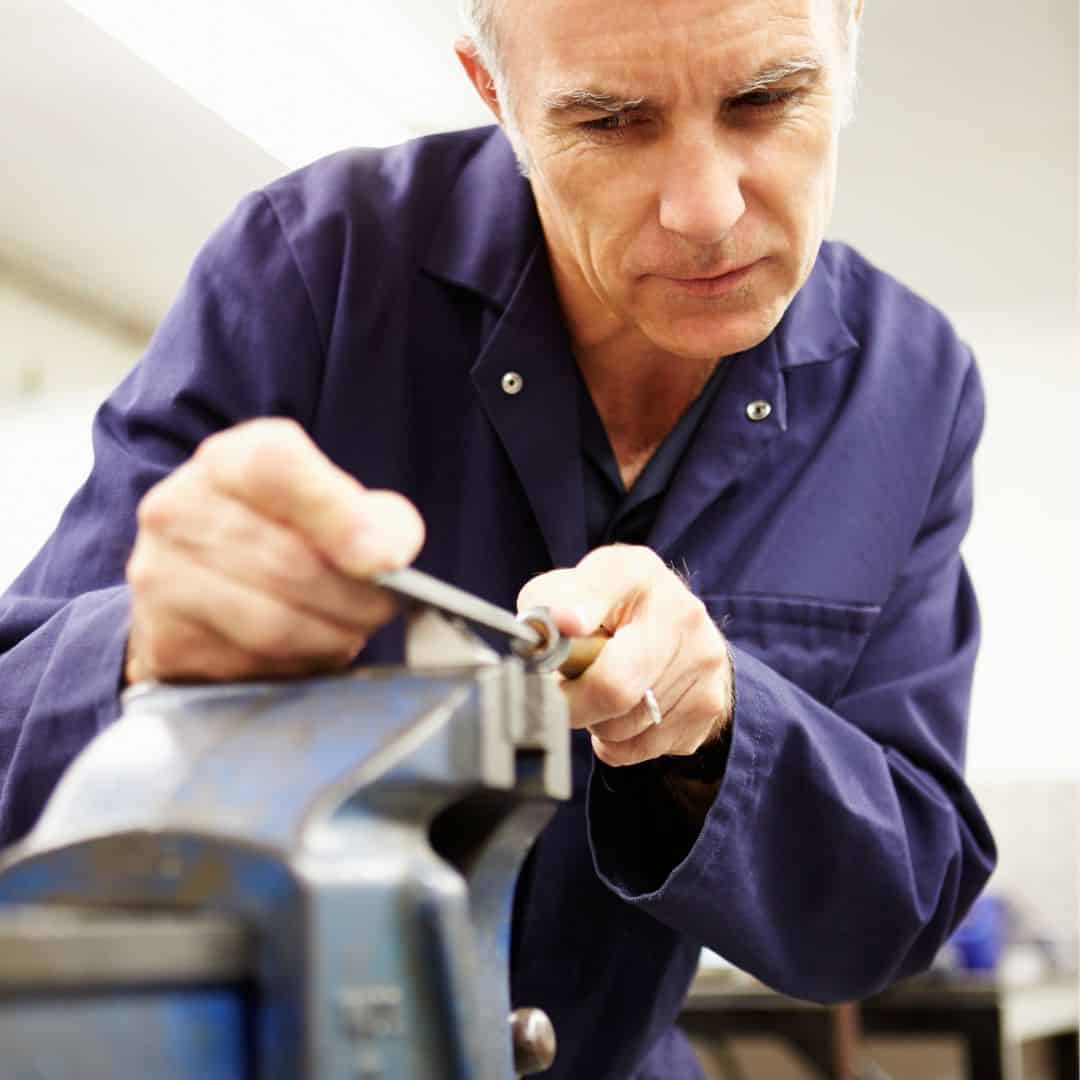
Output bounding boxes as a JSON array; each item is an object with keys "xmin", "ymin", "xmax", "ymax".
[{"xmin": 0, "ymin": 612, "xmax": 571, "ymax": 1079}]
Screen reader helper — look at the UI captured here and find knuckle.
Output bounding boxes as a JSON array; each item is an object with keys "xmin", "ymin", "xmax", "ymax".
[
  {"xmin": 609, "ymin": 543, "xmax": 662, "ymax": 577},
  {"xmin": 199, "ymin": 419, "xmax": 306, "ymax": 488},
  {"xmin": 249, "ymin": 610, "xmax": 300, "ymax": 659},
  {"xmin": 238, "ymin": 416, "xmax": 305, "ymax": 449},
  {"xmin": 125, "ymin": 548, "xmax": 157, "ymax": 593},
  {"xmin": 135, "ymin": 482, "xmax": 176, "ymax": 534},
  {"xmin": 362, "ymin": 590, "xmax": 398, "ymax": 627},
  {"xmin": 517, "ymin": 569, "xmax": 570, "ymax": 609},
  {"xmin": 593, "ymin": 736, "xmax": 634, "ymax": 768},
  {"xmin": 590, "ymin": 677, "xmax": 640, "ymax": 719},
  {"xmin": 590, "ymin": 735, "xmax": 619, "ymax": 767},
  {"xmin": 249, "ymin": 419, "xmax": 309, "ymax": 475},
  {"xmin": 231, "ymin": 438, "xmax": 275, "ymax": 491},
  {"xmin": 138, "ymin": 626, "xmax": 173, "ymax": 675},
  {"xmin": 263, "ymin": 534, "xmax": 322, "ymax": 589},
  {"xmin": 368, "ymin": 491, "xmax": 426, "ymax": 562},
  {"xmin": 255, "ymin": 417, "xmax": 307, "ymax": 455},
  {"xmin": 335, "ymin": 635, "xmax": 367, "ymax": 665},
  {"xmin": 679, "ymin": 595, "xmax": 709, "ymax": 634},
  {"xmin": 634, "ymin": 544, "xmax": 665, "ymax": 571},
  {"xmin": 375, "ymin": 488, "xmax": 417, "ymax": 522},
  {"xmin": 192, "ymin": 429, "xmax": 234, "ymax": 471}
]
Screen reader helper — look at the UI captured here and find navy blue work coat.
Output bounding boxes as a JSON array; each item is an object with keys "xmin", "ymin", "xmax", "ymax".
[{"xmin": 0, "ymin": 127, "xmax": 995, "ymax": 1078}]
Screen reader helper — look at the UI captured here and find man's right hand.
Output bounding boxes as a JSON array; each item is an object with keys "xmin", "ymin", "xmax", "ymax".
[{"xmin": 124, "ymin": 418, "xmax": 425, "ymax": 685}]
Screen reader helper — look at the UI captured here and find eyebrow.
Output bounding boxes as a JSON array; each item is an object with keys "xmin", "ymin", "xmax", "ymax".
[
  {"xmin": 733, "ymin": 55, "xmax": 824, "ymax": 94},
  {"xmin": 542, "ymin": 89, "xmax": 648, "ymax": 115},
  {"xmin": 541, "ymin": 54, "xmax": 825, "ymax": 117}
]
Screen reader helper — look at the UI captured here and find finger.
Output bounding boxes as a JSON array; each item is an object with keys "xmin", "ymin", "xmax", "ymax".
[
  {"xmin": 591, "ymin": 724, "xmax": 674, "ymax": 768},
  {"xmin": 517, "ymin": 543, "xmax": 673, "ymax": 644},
  {"xmin": 661, "ymin": 669, "xmax": 735, "ymax": 757},
  {"xmin": 190, "ymin": 419, "xmax": 425, "ymax": 576},
  {"xmin": 142, "ymin": 471, "xmax": 399, "ymax": 630},
  {"xmin": 127, "ymin": 609, "xmax": 352, "ymax": 685},
  {"xmin": 128, "ymin": 533, "xmax": 374, "ymax": 667},
  {"xmin": 592, "ymin": 670, "xmax": 730, "ymax": 768},
  {"xmin": 560, "ymin": 614, "xmax": 680, "ymax": 729},
  {"xmin": 516, "ymin": 569, "xmax": 605, "ymax": 638},
  {"xmin": 587, "ymin": 695, "xmax": 664, "ymax": 743}
]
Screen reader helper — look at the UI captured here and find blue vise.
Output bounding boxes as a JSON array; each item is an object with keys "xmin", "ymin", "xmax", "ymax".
[{"xmin": 0, "ymin": 612, "xmax": 571, "ymax": 1079}]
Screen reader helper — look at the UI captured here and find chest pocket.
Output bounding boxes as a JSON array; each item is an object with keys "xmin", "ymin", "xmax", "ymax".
[{"xmin": 700, "ymin": 593, "xmax": 882, "ymax": 706}]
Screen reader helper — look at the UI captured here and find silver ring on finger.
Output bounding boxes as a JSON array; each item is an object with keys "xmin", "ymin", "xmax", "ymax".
[{"xmin": 642, "ymin": 687, "xmax": 663, "ymax": 727}]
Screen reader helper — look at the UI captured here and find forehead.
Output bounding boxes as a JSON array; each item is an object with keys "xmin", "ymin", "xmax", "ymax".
[{"xmin": 502, "ymin": 0, "xmax": 837, "ymax": 97}]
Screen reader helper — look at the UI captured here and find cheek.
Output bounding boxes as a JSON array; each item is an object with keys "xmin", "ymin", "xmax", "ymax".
[
  {"xmin": 541, "ymin": 154, "xmax": 655, "ymax": 279},
  {"xmin": 747, "ymin": 122, "xmax": 837, "ymax": 257}
]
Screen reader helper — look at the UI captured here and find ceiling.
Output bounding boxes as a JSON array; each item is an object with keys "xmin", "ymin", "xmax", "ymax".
[{"xmin": 1, "ymin": 0, "xmax": 488, "ymax": 336}]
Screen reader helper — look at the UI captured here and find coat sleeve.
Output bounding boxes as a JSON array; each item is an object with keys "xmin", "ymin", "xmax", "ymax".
[
  {"xmin": 0, "ymin": 192, "xmax": 325, "ymax": 847},
  {"xmin": 586, "ymin": 357, "xmax": 997, "ymax": 1003}
]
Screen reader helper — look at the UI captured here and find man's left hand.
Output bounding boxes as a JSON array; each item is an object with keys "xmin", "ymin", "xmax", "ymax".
[{"xmin": 517, "ymin": 545, "xmax": 733, "ymax": 767}]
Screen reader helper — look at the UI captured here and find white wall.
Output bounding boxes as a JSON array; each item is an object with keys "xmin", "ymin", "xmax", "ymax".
[
  {"xmin": 0, "ymin": 275, "xmax": 143, "ymax": 591},
  {"xmin": 832, "ymin": 0, "xmax": 1077, "ymax": 320},
  {"xmin": 829, "ymin": 0, "xmax": 1080, "ymax": 782}
]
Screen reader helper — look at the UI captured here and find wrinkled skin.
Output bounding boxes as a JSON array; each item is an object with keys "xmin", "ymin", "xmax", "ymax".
[{"xmin": 458, "ymin": 0, "xmax": 860, "ymax": 772}]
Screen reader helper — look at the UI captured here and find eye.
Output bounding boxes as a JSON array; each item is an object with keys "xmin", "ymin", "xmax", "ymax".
[
  {"xmin": 580, "ymin": 112, "xmax": 641, "ymax": 137},
  {"xmin": 732, "ymin": 88, "xmax": 799, "ymax": 111}
]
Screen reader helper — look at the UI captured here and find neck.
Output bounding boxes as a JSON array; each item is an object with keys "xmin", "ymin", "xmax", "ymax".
[
  {"xmin": 538, "ymin": 214, "xmax": 719, "ymax": 485},
  {"xmin": 575, "ymin": 324, "xmax": 719, "ymax": 491},
  {"xmin": 577, "ymin": 339, "xmax": 718, "ymax": 456}
]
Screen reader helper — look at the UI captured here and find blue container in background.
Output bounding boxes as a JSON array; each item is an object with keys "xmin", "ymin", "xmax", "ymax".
[{"xmin": 949, "ymin": 894, "xmax": 1007, "ymax": 971}]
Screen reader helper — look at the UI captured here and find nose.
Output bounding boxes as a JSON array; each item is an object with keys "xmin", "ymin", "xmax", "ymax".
[{"xmin": 657, "ymin": 133, "xmax": 746, "ymax": 245}]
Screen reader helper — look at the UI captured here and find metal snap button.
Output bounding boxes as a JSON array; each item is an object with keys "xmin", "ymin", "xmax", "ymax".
[
  {"xmin": 746, "ymin": 400, "xmax": 772, "ymax": 422},
  {"xmin": 501, "ymin": 372, "xmax": 525, "ymax": 396}
]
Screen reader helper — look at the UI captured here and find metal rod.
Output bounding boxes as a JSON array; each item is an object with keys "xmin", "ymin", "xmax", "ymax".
[{"xmin": 374, "ymin": 567, "xmax": 542, "ymax": 650}]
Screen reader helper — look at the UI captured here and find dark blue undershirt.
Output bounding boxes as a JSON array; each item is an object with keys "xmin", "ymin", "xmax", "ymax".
[
  {"xmin": 578, "ymin": 360, "xmax": 731, "ymax": 549},
  {"xmin": 577, "ymin": 359, "xmax": 735, "ymax": 800}
]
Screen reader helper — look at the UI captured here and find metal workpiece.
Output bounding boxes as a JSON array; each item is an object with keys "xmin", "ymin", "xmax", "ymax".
[
  {"xmin": 375, "ymin": 567, "xmax": 542, "ymax": 653},
  {"xmin": 379, "ymin": 571, "xmax": 610, "ymax": 680},
  {"xmin": 514, "ymin": 607, "xmax": 609, "ymax": 679},
  {"xmin": 0, "ymin": 613, "xmax": 572, "ymax": 1079}
]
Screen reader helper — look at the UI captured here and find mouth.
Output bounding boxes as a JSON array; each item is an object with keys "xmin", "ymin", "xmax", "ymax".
[{"xmin": 654, "ymin": 260, "xmax": 760, "ymax": 298}]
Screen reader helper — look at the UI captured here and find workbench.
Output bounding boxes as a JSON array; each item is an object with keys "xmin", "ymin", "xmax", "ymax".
[{"xmin": 682, "ymin": 967, "xmax": 1080, "ymax": 1080}]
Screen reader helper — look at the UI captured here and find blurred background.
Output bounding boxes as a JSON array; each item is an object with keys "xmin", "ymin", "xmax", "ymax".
[{"xmin": 1, "ymin": 0, "xmax": 1077, "ymax": 1076}]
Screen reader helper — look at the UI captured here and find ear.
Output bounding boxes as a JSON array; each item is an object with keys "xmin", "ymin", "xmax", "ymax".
[{"xmin": 454, "ymin": 37, "xmax": 506, "ymax": 125}]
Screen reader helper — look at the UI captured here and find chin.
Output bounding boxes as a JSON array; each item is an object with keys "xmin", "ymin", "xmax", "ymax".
[
  {"xmin": 632, "ymin": 269, "xmax": 795, "ymax": 360},
  {"xmin": 643, "ymin": 305, "xmax": 784, "ymax": 361}
]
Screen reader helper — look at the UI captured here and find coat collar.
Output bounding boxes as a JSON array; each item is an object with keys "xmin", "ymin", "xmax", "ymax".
[
  {"xmin": 422, "ymin": 125, "xmax": 859, "ymax": 370},
  {"xmin": 422, "ymin": 128, "xmax": 538, "ymax": 309},
  {"xmin": 772, "ymin": 244, "xmax": 860, "ymax": 369},
  {"xmin": 421, "ymin": 126, "xmax": 860, "ymax": 565}
]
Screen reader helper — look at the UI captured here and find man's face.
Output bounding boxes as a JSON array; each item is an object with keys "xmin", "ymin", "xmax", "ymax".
[{"xmin": 496, "ymin": 0, "xmax": 849, "ymax": 360}]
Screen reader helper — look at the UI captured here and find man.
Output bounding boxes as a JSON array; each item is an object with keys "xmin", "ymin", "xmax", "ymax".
[{"xmin": 0, "ymin": 0, "xmax": 995, "ymax": 1075}]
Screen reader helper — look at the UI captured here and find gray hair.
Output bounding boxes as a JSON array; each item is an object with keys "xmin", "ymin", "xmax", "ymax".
[
  {"xmin": 459, "ymin": 0, "xmax": 531, "ymax": 168},
  {"xmin": 461, "ymin": 0, "xmax": 859, "ymax": 66},
  {"xmin": 459, "ymin": 0, "xmax": 860, "ymax": 173},
  {"xmin": 459, "ymin": 0, "xmax": 503, "ymax": 81}
]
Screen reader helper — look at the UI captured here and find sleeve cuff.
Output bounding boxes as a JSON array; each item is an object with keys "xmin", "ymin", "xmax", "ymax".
[{"xmin": 585, "ymin": 643, "xmax": 769, "ymax": 904}]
